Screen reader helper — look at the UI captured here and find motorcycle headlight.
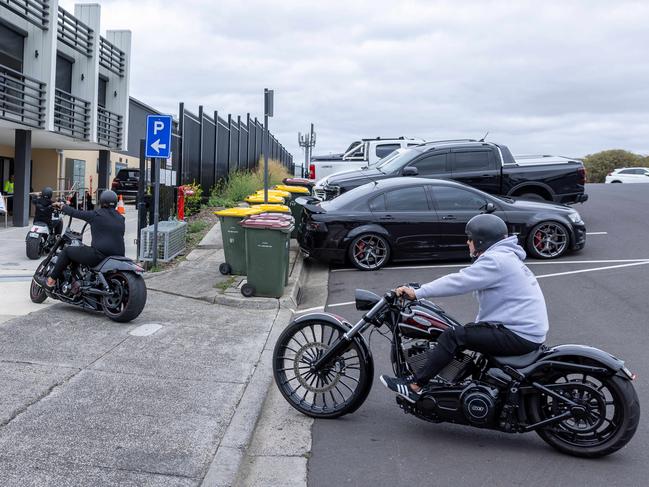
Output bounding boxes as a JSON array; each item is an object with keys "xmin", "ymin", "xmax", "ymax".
[{"xmin": 568, "ymin": 211, "xmax": 583, "ymax": 224}]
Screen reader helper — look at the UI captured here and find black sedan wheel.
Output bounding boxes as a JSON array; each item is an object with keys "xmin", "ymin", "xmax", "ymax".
[
  {"xmin": 348, "ymin": 233, "xmax": 390, "ymax": 270},
  {"xmin": 527, "ymin": 221, "xmax": 570, "ymax": 259}
]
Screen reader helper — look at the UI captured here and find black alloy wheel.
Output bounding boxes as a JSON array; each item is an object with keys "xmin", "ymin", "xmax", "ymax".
[
  {"xmin": 30, "ymin": 278, "xmax": 47, "ymax": 303},
  {"xmin": 102, "ymin": 272, "xmax": 147, "ymax": 322},
  {"xmin": 273, "ymin": 319, "xmax": 372, "ymax": 418},
  {"xmin": 348, "ymin": 233, "xmax": 390, "ymax": 271},
  {"xmin": 529, "ymin": 372, "xmax": 640, "ymax": 457},
  {"xmin": 527, "ymin": 221, "xmax": 569, "ymax": 259}
]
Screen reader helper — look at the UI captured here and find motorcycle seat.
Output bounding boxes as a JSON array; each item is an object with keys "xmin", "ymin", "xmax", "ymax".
[
  {"xmin": 491, "ymin": 348, "xmax": 545, "ymax": 368},
  {"xmin": 91, "ymin": 255, "xmax": 133, "ymax": 271}
]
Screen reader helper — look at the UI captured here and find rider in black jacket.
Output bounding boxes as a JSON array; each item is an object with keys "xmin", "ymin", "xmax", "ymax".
[
  {"xmin": 36, "ymin": 190, "xmax": 125, "ymax": 289},
  {"xmin": 33, "ymin": 187, "xmax": 63, "ymax": 236}
]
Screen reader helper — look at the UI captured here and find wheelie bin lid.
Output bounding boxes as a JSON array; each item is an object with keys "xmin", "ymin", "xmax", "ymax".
[
  {"xmin": 244, "ymin": 194, "xmax": 285, "ymax": 204},
  {"xmin": 247, "ymin": 212, "xmax": 294, "ymax": 222},
  {"xmin": 254, "ymin": 189, "xmax": 292, "ymax": 198},
  {"xmin": 240, "ymin": 218, "xmax": 294, "ymax": 232},
  {"xmin": 214, "ymin": 207, "xmax": 264, "ymax": 217},
  {"xmin": 250, "ymin": 203, "xmax": 290, "ymax": 213},
  {"xmin": 273, "ymin": 184, "xmax": 310, "ymax": 194}
]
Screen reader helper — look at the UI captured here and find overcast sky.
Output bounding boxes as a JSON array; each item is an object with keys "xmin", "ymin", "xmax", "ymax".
[{"xmin": 62, "ymin": 0, "xmax": 649, "ymax": 161}]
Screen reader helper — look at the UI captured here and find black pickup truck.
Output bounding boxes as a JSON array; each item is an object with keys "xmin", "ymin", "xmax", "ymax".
[{"xmin": 317, "ymin": 140, "xmax": 588, "ymax": 204}]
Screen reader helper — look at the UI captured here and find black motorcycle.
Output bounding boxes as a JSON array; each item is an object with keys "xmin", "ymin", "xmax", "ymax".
[
  {"xmin": 30, "ymin": 215, "xmax": 147, "ymax": 323},
  {"xmin": 273, "ymin": 288, "xmax": 640, "ymax": 457},
  {"xmin": 25, "ymin": 209, "xmax": 61, "ymax": 260}
]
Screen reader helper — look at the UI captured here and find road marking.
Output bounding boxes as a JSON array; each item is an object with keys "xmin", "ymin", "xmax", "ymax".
[
  {"xmin": 535, "ymin": 261, "xmax": 649, "ymax": 279},
  {"xmin": 330, "ymin": 258, "xmax": 649, "ymax": 273},
  {"xmin": 129, "ymin": 323, "xmax": 163, "ymax": 336},
  {"xmin": 297, "ymin": 305, "xmax": 325, "ymax": 313},
  {"xmin": 586, "ymin": 232, "xmax": 608, "ymax": 235}
]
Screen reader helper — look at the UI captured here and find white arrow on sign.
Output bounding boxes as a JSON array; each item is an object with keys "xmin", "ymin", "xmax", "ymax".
[{"xmin": 150, "ymin": 139, "xmax": 167, "ymax": 154}]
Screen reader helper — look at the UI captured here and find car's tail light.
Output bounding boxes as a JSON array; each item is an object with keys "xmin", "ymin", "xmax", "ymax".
[
  {"xmin": 577, "ymin": 167, "xmax": 586, "ymax": 184},
  {"xmin": 309, "ymin": 164, "xmax": 315, "ymax": 180},
  {"xmin": 306, "ymin": 220, "xmax": 327, "ymax": 232},
  {"xmin": 111, "ymin": 178, "xmax": 119, "ymax": 189}
]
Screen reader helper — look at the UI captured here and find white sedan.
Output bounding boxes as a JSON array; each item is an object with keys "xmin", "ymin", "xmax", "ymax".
[{"xmin": 605, "ymin": 167, "xmax": 649, "ymax": 183}]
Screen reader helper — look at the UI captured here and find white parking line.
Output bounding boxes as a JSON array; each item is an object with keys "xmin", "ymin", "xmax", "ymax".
[
  {"xmin": 330, "ymin": 258, "xmax": 649, "ymax": 273},
  {"xmin": 586, "ymin": 232, "xmax": 608, "ymax": 235}
]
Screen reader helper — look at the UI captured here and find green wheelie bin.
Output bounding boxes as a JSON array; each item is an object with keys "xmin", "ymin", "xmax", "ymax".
[
  {"xmin": 273, "ymin": 184, "xmax": 311, "ymax": 238},
  {"xmin": 214, "ymin": 207, "xmax": 264, "ymax": 275},
  {"xmin": 239, "ymin": 217, "xmax": 293, "ymax": 298},
  {"xmin": 246, "ymin": 212, "xmax": 295, "ymax": 285}
]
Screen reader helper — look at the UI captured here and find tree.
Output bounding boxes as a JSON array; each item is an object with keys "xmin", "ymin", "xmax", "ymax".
[{"xmin": 582, "ymin": 150, "xmax": 644, "ymax": 183}]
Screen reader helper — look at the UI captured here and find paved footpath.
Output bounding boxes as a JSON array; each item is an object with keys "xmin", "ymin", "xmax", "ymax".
[{"xmin": 0, "ymin": 221, "xmax": 305, "ymax": 486}]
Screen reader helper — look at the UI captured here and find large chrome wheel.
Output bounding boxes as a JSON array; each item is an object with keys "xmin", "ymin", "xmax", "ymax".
[
  {"xmin": 527, "ymin": 222, "xmax": 569, "ymax": 259},
  {"xmin": 273, "ymin": 319, "xmax": 372, "ymax": 418},
  {"xmin": 348, "ymin": 233, "xmax": 390, "ymax": 270}
]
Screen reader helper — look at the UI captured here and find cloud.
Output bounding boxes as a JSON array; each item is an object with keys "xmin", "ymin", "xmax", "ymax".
[{"xmin": 61, "ymin": 0, "xmax": 649, "ymax": 159}]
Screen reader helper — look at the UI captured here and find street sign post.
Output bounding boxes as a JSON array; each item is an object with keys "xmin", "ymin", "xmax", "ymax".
[
  {"xmin": 145, "ymin": 115, "xmax": 173, "ymax": 159},
  {"xmin": 263, "ymin": 89, "xmax": 274, "ymax": 203}
]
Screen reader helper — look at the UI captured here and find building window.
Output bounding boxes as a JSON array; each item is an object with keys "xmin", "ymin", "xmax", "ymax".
[
  {"xmin": 98, "ymin": 76, "xmax": 108, "ymax": 107},
  {"xmin": 55, "ymin": 54, "xmax": 73, "ymax": 93},
  {"xmin": 0, "ymin": 23, "xmax": 24, "ymax": 72}
]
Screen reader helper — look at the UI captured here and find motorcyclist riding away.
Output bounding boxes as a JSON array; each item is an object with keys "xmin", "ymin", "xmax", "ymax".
[
  {"xmin": 380, "ymin": 213, "xmax": 548, "ymax": 403},
  {"xmin": 36, "ymin": 190, "xmax": 125, "ymax": 289},
  {"xmin": 33, "ymin": 187, "xmax": 63, "ymax": 236}
]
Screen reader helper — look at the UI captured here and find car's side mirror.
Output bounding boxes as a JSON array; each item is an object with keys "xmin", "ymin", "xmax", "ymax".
[
  {"xmin": 402, "ymin": 166, "xmax": 418, "ymax": 176},
  {"xmin": 484, "ymin": 202, "xmax": 496, "ymax": 213}
]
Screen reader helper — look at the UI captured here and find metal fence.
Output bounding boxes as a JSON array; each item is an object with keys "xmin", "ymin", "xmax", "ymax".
[{"xmin": 176, "ymin": 102, "xmax": 294, "ymax": 192}]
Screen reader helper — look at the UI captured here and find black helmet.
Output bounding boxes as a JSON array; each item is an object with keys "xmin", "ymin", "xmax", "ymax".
[
  {"xmin": 465, "ymin": 214, "xmax": 508, "ymax": 253},
  {"xmin": 42, "ymin": 187, "xmax": 53, "ymax": 199},
  {"xmin": 100, "ymin": 190, "xmax": 118, "ymax": 208}
]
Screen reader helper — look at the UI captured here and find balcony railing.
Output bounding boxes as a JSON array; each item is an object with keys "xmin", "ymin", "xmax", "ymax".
[
  {"xmin": 53, "ymin": 88, "xmax": 91, "ymax": 140},
  {"xmin": 99, "ymin": 37, "xmax": 126, "ymax": 77},
  {"xmin": 0, "ymin": 0, "xmax": 49, "ymax": 29},
  {"xmin": 97, "ymin": 107, "xmax": 123, "ymax": 148},
  {"xmin": 57, "ymin": 6, "xmax": 93, "ymax": 57},
  {"xmin": 0, "ymin": 64, "xmax": 46, "ymax": 129}
]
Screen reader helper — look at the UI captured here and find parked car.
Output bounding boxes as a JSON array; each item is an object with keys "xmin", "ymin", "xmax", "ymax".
[
  {"xmin": 605, "ymin": 167, "xmax": 649, "ymax": 183},
  {"xmin": 111, "ymin": 168, "xmax": 140, "ymax": 202},
  {"xmin": 298, "ymin": 178, "xmax": 586, "ymax": 270},
  {"xmin": 316, "ymin": 140, "xmax": 589, "ymax": 205},
  {"xmin": 309, "ymin": 137, "xmax": 424, "ymax": 181}
]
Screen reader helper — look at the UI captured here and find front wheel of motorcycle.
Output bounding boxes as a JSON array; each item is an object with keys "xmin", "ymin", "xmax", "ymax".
[
  {"xmin": 273, "ymin": 319, "xmax": 372, "ymax": 419},
  {"xmin": 529, "ymin": 372, "xmax": 640, "ymax": 457},
  {"xmin": 102, "ymin": 272, "xmax": 147, "ymax": 323},
  {"xmin": 30, "ymin": 278, "xmax": 47, "ymax": 303}
]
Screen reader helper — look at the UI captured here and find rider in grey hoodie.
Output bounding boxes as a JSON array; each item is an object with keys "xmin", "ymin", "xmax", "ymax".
[{"xmin": 381, "ymin": 214, "xmax": 548, "ymax": 404}]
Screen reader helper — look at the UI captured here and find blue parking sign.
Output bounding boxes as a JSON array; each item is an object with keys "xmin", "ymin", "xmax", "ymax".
[{"xmin": 145, "ymin": 115, "xmax": 172, "ymax": 158}]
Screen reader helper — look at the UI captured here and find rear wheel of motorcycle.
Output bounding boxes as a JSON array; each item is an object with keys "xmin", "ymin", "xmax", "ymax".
[
  {"xmin": 529, "ymin": 372, "xmax": 640, "ymax": 457},
  {"xmin": 26, "ymin": 237, "xmax": 41, "ymax": 260},
  {"xmin": 273, "ymin": 319, "xmax": 372, "ymax": 419},
  {"xmin": 102, "ymin": 272, "xmax": 147, "ymax": 323},
  {"xmin": 30, "ymin": 279, "xmax": 47, "ymax": 303}
]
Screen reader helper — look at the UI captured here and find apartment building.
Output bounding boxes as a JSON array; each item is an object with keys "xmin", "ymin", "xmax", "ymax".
[{"xmin": 0, "ymin": 0, "xmax": 131, "ymax": 226}]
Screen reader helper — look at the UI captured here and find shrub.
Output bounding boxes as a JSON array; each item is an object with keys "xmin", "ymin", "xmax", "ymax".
[
  {"xmin": 183, "ymin": 181, "xmax": 203, "ymax": 216},
  {"xmin": 582, "ymin": 150, "xmax": 644, "ymax": 183}
]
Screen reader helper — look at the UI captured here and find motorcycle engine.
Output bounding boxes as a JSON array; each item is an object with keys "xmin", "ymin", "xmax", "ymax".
[
  {"xmin": 403, "ymin": 339, "xmax": 473, "ymax": 384},
  {"xmin": 460, "ymin": 383, "xmax": 499, "ymax": 426}
]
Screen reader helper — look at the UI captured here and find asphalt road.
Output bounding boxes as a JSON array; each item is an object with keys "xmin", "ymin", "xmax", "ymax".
[{"xmin": 308, "ymin": 184, "xmax": 649, "ymax": 486}]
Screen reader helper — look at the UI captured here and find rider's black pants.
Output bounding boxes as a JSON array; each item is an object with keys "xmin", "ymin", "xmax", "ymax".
[
  {"xmin": 413, "ymin": 322, "xmax": 541, "ymax": 386},
  {"xmin": 50, "ymin": 246, "xmax": 104, "ymax": 280},
  {"xmin": 48, "ymin": 220, "xmax": 63, "ymax": 236}
]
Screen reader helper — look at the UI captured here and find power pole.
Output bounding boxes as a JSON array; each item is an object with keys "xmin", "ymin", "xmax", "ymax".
[{"xmin": 298, "ymin": 123, "xmax": 316, "ymax": 178}]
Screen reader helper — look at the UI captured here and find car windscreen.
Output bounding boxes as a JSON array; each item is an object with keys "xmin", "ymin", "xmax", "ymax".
[
  {"xmin": 118, "ymin": 170, "xmax": 139, "ymax": 179},
  {"xmin": 376, "ymin": 148, "xmax": 421, "ymax": 173},
  {"xmin": 320, "ymin": 185, "xmax": 371, "ymax": 211}
]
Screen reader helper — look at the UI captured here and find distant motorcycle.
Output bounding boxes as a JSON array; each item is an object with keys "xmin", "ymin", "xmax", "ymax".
[
  {"xmin": 273, "ymin": 288, "xmax": 640, "ymax": 457},
  {"xmin": 30, "ymin": 215, "xmax": 147, "ymax": 322},
  {"xmin": 25, "ymin": 209, "xmax": 61, "ymax": 260}
]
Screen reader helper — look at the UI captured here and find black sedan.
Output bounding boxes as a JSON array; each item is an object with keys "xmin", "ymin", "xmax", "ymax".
[{"xmin": 297, "ymin": 178, "xmax": 586, "ymax": 270}]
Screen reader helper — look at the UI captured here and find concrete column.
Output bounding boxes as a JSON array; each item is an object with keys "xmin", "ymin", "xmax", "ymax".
[
  {"xmin": 98, "ymin": 150, "xmax": 111, "ymax": 191},
  {"xmin": 13, "ymin": 130, "xmax": 32, "ymax": 227}
]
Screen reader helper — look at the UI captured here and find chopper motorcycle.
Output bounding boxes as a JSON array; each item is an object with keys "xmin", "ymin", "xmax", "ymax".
[
  {"xmin": 30, "ymin": 215, "xmax": 147, "ymax": 323},
  {"xmin": 25, "ymin": 208, "xmax": 62, "ymax": 260},
  {"xmin": 273, "ymin": 288, "xmax": 640, "ymax": 457}
]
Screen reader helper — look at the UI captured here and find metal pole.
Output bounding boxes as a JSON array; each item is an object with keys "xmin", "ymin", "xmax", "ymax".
[
  {"xmin": 152, "ymin": 158, "xmax": 160, "ymax": 268},
  {"xmin": 137, "ymin": 139, "xmax": 146, "ymax": 260},
  {"xmin": 263, "ymin": 111, "xmax": 269, "ymax": 203}
]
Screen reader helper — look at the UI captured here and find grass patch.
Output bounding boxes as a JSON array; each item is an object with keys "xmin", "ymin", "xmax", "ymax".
[
  {"xmin": 188, "ymin": 220, "xmax": 209, "ymax": 234},
  {"xmin": 215, "ymin": 275, "xmax": 237, "ymax": 293},
  {"xmin": 208, "ymin": 159, "xmax": 291, "ymax": 208}
]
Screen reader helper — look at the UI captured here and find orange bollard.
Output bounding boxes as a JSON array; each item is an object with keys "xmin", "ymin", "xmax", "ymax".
[{"xmin": 117, "ymin": 194, "xmax": 126, "ymax": 215}]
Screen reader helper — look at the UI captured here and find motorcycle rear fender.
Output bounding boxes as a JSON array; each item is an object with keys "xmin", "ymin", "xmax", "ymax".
[
  {"xmin": 96, "ymin": 258, "xmax": 142, "ymax": 274},
  {"xmin": 291, "ymin": 312, "xmax": 374, "ymax": 413},
  {"xmin": 521, "ymin": 344, "xmax": 626, "ymax": 377}
]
